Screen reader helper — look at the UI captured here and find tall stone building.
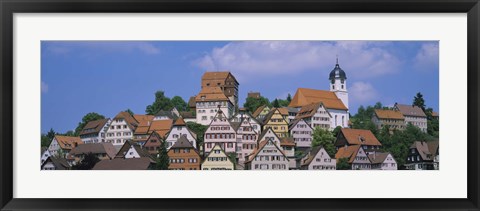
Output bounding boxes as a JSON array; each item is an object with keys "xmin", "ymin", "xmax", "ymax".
[{"xmin": 201, "ymin": 71, "xmax": 239, "ymax": 111}]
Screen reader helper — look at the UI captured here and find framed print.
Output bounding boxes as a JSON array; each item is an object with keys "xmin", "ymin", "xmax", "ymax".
[{"xmin": 1, "ymin": 0, "xmax": 479, "ymax": 210}]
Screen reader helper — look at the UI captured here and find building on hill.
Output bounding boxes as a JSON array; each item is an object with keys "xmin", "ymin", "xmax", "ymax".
[
  {"xmin": 405, "ymin": 140, "xmax": 439, "ymax": 170},
  {"xmin": 47, "ymin": 135, "xmax": 83, "ymax": 158},
  {"xmin": 372, "ymin": 109, "xmax": 406, "ymax": 132},
  {"xmin": 195, "ymin": 86, "xmax": 234, "ymax": 125},
  {"xmin": 300, "ymin": 146, "xmax": 336, "ymax": 170},
  {"xmin": 247, "ymin": 92, "xmax": 261, "ymax": 99},
  {"xmin": 252, "ymin": 105, "xmax": 271, "ymax": 120},
  {"xmin": 203, "ymin": 110, "xmax": 237, "ymax": 154},
  {"xmin": 69, "ymin": 142, "xmax": 117, "ymax": 164},
  {"xmin": 79, "ymin": 118, "xmax": 111, "ymax": 144},
  {"xmin": 164, "ymin": 117, "xmax": 197, "ymax": 149},
  {"xmin": 115, "ymin": 141, "xmax": 154, "ymax": 162},
  {"xmin": 106, "ymin": 111, "xmax": 139, "ymax": 150},
  {"xmin": 394, "ymin": 103, "xmax": 428, "ymax": 132},
  {"xmin": 153, "ymin": 110, "xmax": 178, "ymax": 121},
  {"xmin": 133, "ymin": 114, "xmax": 155, "ymax": 145},
  {"xmin": 201, "ymin": 71, "xmax": 239, "ymax": 110},
  {"xmin": 368, "ymin": 151, "xmax": 397, "ymax": 170},
  {"xmin": 230, "ymin": 108, "xmax": 262, "ymax": 134},
  {"xmin": 334, "ymin": 128, "xmax": 382, "ymax": 150},
  {"xmin": 168, "ymin": 135, "xmax": 201, "ymax": 170},
  {"xmin": 41, "ymin": 156, "xmax": 71, "ymax": 170},
  {"xmin": 230, "ymin": 113, "xmax": 259, "ymax": 164},
  {"xmin": 286, "ymin": 107, "xmax": 300, "ymax": 123},
  {"xmin": 180, "ymin": 111, "xmax": 196, "ymax": 123},
  {"xmin": 244, "ymin": 138, "xmax": 289, "ymax": 170},
  {"xmin": 289, "ymin": 118, "xmax": 313, "ymax": 148},
  {"xmin": 92, "ymin": 157, "xmax": 154, "ymax": 170},
  {"xmin": 295, "ymin": 102, "xmax": 332, "ymax": 130},
  {"xmin": 201, "ymin": 143, "xmax": 235, "ymax": 170},
  {"xmin": 143, "ymin": 131, "xmax": 163, "ymax": 155},
  {"xmin": 335, "ymin": 145, "xmax": 371, "ymax": 170},
  {"xmin": 280, "ymin": 137, "xmax": 296, "ymax": 169},
  {"xmin": 262, "ymin": 108, "xmax": 289, "ymax": 138}
]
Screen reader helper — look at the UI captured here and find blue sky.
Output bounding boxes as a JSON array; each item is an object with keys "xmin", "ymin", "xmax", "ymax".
[{"xmin": 41, "ymin": 41, "xmax": 439, "ymax": 133}]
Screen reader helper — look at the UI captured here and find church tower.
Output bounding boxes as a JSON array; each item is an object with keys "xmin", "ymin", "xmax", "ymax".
[{"xmin": 329, "ymin": 58, "xmax": 349, "ymax": 110}]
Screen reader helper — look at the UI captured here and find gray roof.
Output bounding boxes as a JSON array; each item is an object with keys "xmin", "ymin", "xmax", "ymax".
[
  {"xmin": 329, "ymin": 62, "xmax": 347, "ymax": 80},
  {"xmin": 79, "ymin": 118, "xmax": 109, "ymax": 136},
  {"xmin": 170, "ymin": 135, "xmax": 195, "ymax": 149},
  {"xmin": 69, "ymin": 143, "xmax": 117, "ymax": 159},
  {"xmin": 367, "ymin": 152, "xmax": 391, "ymax": 164},
  {"xmin": 155, "ymin": 110, "xmax": 178, "ymax": 120},
  {"xmin": 42, "ymin": 156, "xmax": 71, "ymax": 170},
  {"xmin": 395, "ymin": 103, "xmax": 426, "ymax": 117},
  {"xmin": 92, "ymin": 158, "xmax": 152, "ymax": 170}
]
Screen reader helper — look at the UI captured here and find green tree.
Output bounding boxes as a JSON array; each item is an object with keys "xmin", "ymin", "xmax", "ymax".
[
  {"xmin": 171, "ymin": 96, "xmax": 189, "ymax": 112},
  {"xmin": 332, "ymin": 126, "xmax": 342, "ymax": 138},
  {"xmin": 413, "ymin": 92, "xmax": 426, "ymax": 111},
  {"xmin": 272, "ymin": 99, "xmax": 280, "ymax": 108},
  {"xmin": 71, "ymin": 153, "xmax": 100, "ymax": 170},
  {"xmin": 336, "ymin": 158, "xmax": 350, "ymax": 170},
  {"xmin": 243, "ymin": 96, "xmax": 270, "ymax": 113},
  {"xmin": 46, "ymin": 128, "xmax": 56, "ymax": 140},
  {"xmin": 124, "ymin": 109, "xmax": 134, "ymax": 116},
  {"xmin": 374, "ymin": 102, "xmax": 383, "ymax": 109},
  {"xmin": 155, "ymin": 141, "xmax": 170, "ymax": 170},
  {"xmin": 311, "ymin": 127, "xmax": 336, "ymax": 157},
  {"xmin": 146, "ymin": 91, "xmax": 174, "ymax": 115},
  {"xmin": 186, "ymin": 122, "xmax": 208, "ymax": 148},
  {"xmin": 74, "ymin": 112, "xmax": 105, "ymax": 136},
  {"xmin": 228, "ymin": 152, "xmax": 237, "ymax": 169},
  {"xmin": 41, "ymin": 134, "xmax": 51, "ymax": 148},
  {"xmin": 286, "ymin": 93, "xmax": 292, "ymax": 103}
]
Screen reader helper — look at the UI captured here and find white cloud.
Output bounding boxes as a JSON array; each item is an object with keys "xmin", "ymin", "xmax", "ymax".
[
  {"xmin": 349, "ymin": 82, "xmax": 379, "ymax": 103},
  {"xmin": 414, "ymin": 43, "xmax": 439, "ymax": 71},
  {"xmin": 45, "ymin": 41, "xmax": 160, "ymax": 55},
  {"xmin": 194, "ymin": 41, "xmax": 401, "ymax": 82},
  {"xmin": 41, "ymin": 81, "xmax": 49, "ymax": 93}
]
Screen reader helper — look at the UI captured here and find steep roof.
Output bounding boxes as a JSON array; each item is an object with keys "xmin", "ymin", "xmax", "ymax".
[
  {"xmin": 374, "ymin": 109, "xmax": 405, "ymax": 120},
  {"xmin": 42, "ymin": 156, "xmax": 71, "ymax": 170},
  {"xmin": 244, "ymin": 139, "xmax": 289, "ymax": 163},
  {"xmin": 410, "ymin": 140, "xmax": 439, "ymax": 161},
  {"xmin": 149, "ymin": 119, "xmax": 174, "ymax": 137},
  {"xmin": 195, "ymin": 87, "xmax": 229, "ymax": 102},
  {"xmin": 154, "ymin": 110, "xmax": 178, "ymax": 120},
  {"xmin": 92, "ymin": 157, "xmax": 152, "ymax": 170},
  {"xmin": 262, "ymin": 108, "xmax": 288, "ymax": 125},
  {"xmin": 335, "ymin": 145, "xmax": 362, "ymax": 163},
  {"xmin": 280, "ymin": 137, "xmax": 295, "ymax": 147},
  {"xmin": 295, "ymin": 102, "xmax": 331, "ymax": 119},
  {"xmin": 288, "ymin": 118, "xmax": 313, "ymax": 131},
  {"xmin": 201, "ymin": 143, "xmax": 235, "ymax": 165},
  {"xmin": 180, "ymin": 111, "xmax": 195, "ymax": 119},
  {"xmin": 115, "ymin": 141, "xmax": 136, "ymax": 159},
  {"xmin": 301, "ymin": 146, "xmax": 326, "ymax": 167},
  {"xmin": 173, "ymin": 117, "xmax": 186, "ymax": 126},
  {"xmin": 170, "ymin": 135, "xmax": 195, "ymax": 149},
  {"xmin": 340, "ymin": 128, "xmax": 382, "ymax": 146},
  {"xmin": 70, "ymin": 143, "xmax": 117, "ymax": 158},
  {"xmin": 54, "ymin": 135, "xmax": 83, "ymax": 150},
  {"xmin": 288, "ymin": 88, "xmax": 347, "ymax": 110},
  {"xmin": 252, "ymin": 105, "xmax": 268, "ymax": 118},
  {"xmin": 277, "ymin": 107, "xmax": 289, "ymax": 116},
  {"xmin": 79, "ymin": 119, "xmax": 110, "ymax": 136},
  {"xmin": 394, "ymin": 103, "xmax": 427, "ymax": 117},
  {"xmin": 113, "ymin": 111, "xmax": 139, "ymax": 130},
  {"xmin": 202, "ymin": 71, "xmax": 231, "ymax": 81},
  {"xmin": 431, "ymin": 112, "xmax": 439, "ymax": 117},
  {"xmin": 134, "ymin": 114, "xmax": 155, "ymax": 126},
  {"xmin": 367, "ymin": 152, "xmax": 391, "ymax": 164}
]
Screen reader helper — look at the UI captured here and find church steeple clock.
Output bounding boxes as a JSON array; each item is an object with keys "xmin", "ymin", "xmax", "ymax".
[{"xmin": 329, "ymin": 57, "xmax": 349, "ymax": 109}]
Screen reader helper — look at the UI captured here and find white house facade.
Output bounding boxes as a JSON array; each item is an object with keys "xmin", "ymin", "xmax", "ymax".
[
  {"xmin": 203, "ymin": 110, "xmax": 237, "ymax": 154},
  {"xmin": 105, "ymin": 112, "xmax": 138, "ymax": 151},
  {"xmin": 164, "ymin": 118, "xmax": 197, "ymax": 149},
  {"xmin": 289, "ymin": 119, "xmax": 313, "ymax": 148}
]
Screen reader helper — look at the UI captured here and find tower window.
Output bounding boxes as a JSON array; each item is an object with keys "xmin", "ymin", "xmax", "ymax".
[
  {"xmin": 332, "ymin": 85, "xmax": 335, "ymax": 89},
  {"xmin": 341, "ymin": 85, "xmax": 344, "ymax": 89}
]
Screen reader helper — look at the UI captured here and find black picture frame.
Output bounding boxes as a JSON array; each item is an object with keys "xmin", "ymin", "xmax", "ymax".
[{"xmin": 1, "ymin": 0, "xmax": 479, "ymax": 210}]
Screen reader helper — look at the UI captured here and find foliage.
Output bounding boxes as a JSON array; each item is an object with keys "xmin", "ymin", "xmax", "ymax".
[
  {"xmin": 171, "ymin": 96, "xmax": 189, "ymax": 112},
  {"xmin": 124, "ymin": 109, "xmax": 134, "ymax": 116},
  {"xmin": 427, "ymin": 118, "xmax": 439, "ymax": 138},
  {"xmin": 154, "ymin": 141, "xmax": 170, "ymax": 170},
  {"xmin": 349, "ymin": 104, "xmax": 378, "ymax": 136},
  {"xmin": 71, "ymin": 153, "xmax": 100, "ymax": 170},
  {"xmin": 186, "ymin": 122, "xmax": 208, "ymax": 147},
  {"xmin": 332, "ymin": 126, "xmax": 342, "ymax": 138},
  {"xmin": 227, "ymin": 152, "xmax": 237, "ymax": 169},
  {"xmin": 336, "ymin": 158, "xmax": 350, "ymax": 170},
  {"xmin": 311, "ymin": 127, "xmax": 336, "ymax": 157},
  {"xmin": 145, "ymin": 91, "xmax": 174, "ymax": 115},
  {"xmin": 46, "ymin": 128, "xmax": 56, "ymax": 140},
  {"xmin": 243, "ymin": 96, "xmax": 270, "ymax": 113},
  {"xmin": 63, "ymin": 130, "xmax": 76, "ymax": 137},
  {"xmin": 380, "ymin": 124, "xmax": 434, "ymax": 168},
  {"xmin": 74, "ymin": 112, "xmax": 106, "ymax": 136},
  {"xmin": 413, "ymin": 92, "xmax": 426, "ymax": 111},
  {"xmin": 272, "ymin": 99, "xmax": 280, "ymax": 108},
  {"xmin": 41, "ymin": 128, "xmax": 57, "ymax": 147},
  {"xmin": 286, "ymin": 93, "xmax": 292, "ymax": 103}
]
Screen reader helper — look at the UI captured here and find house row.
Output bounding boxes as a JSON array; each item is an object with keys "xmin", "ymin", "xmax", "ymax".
[{"xmin": 372, "ymin": 103, "xmax": 430, "ymax": 133}]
